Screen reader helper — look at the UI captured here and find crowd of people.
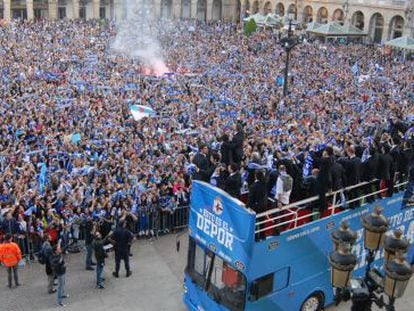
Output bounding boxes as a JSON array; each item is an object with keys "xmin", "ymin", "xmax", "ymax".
[{"xmin": 0, "ymin": 17, "xmax": 413, "ymax": 305}]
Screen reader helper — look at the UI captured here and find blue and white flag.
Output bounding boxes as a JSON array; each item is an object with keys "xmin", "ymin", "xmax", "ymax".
[
  {"xmin": 186, "ymin": 163, "xmax": 197, "ymax": 175},
  {"xmin": 130, "ymin": 105, "xmax": 156, "ymax": 121},
  {"xmin": 404, "ymin": 127, "xmax": 414, "ymax": 141},
  {"xmin": 302, "ymin": 152, "xmax": 313, "ymax": 178},
  {"xmin": 361, "ymin": 136, "xmax": 373, "ymax": 163},
  {"xmin": 351, "ymin": 62, "xmax": 359, "ymax": 76},
  {"xmin": 38, "ymin": 162, "xmax": 47, "ymax": 194},
  {"xmin": 24, "ymin": 205, "xmax": 37, "ymax": 217}
]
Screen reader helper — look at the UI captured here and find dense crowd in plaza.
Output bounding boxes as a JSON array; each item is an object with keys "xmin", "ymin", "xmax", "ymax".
[{"xmin": 0, "ymin": 17, "xmax": 413, "ymax": 305}]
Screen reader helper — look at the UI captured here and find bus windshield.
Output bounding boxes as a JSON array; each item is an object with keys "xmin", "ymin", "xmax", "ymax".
[{"xmin": 186, "ymin": 237, "xmax": 247, "ymax": 311}]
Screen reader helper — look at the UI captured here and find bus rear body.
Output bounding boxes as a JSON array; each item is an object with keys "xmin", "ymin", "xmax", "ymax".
[{"xmin": 184, "ymin": 181, "xmax": 414, "ymax": 311}]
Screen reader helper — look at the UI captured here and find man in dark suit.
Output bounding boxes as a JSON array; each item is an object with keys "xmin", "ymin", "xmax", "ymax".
[
  {"xmin": 331, "ymin": 159, "xmax": 346, "ymax": 192},
  {"xmin": 220, "ymin": 133, "xmax": 232, "ymax": 166},
  {"xmin": 108, "ymin": 220, "xmax": 133, "ymax": 278},
  {"xmin": 399, "ymin": 141, "xmax": 413, "ymax": 182},
  {"xmin": 377, "ymin": 144, "xmax": 394, "ymax": 197},
  {"xmin": 192, "ymin": 143, "xmax": 213, "ymax": 182},
  {"xmin": 314, "ymin": 147, "xmax": 333, "ymax": 212},
  {"xmin": 362, "ymin": 146, "xmax": 379, "ymax": 202},
  {"xmin": 229, "ymin": 123, "xmax": 244, "ymax": 165},
  {"xmin": 248, "ymin": 170, "xmax": 267, "ymax": 240},
  {"xmin": 224, "ymin": 163, "xmax": 241, "ymax": 199},
  {"xmin": 248, "ymin": 170, "xmax": 267, "ymax": 214},
  {"xmin": 339, "ymin": 145, "xmax": 362, "ymax": 208}
]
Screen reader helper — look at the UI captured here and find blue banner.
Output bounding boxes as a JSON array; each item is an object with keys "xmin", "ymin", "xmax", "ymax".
[
  {"xmin": 38, "ymin": 162, "xmax": 47, "ymax": 194},
  {"xmin": 189, "ymin": 181, "xmax": 256, "ymax": 271}
]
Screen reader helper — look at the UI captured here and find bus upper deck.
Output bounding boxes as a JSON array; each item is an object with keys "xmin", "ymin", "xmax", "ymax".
[
  {"xmin": 254, "ymin": 179, "xmax": 409, "ymax": 239},
  {"xmin": 184, "ymin": 180, "xmax": 414, "ymax": 311}
]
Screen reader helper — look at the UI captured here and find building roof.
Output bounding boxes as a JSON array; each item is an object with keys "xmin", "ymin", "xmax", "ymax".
[
  {"xmin": 307, "ymin": 21, "xmax": 346, "ymax": 36},
  {"xmin": 339, "ymin": 23, "xmax": 367, "ymax": 36},
  {"xmin": 385, "ymin": 36, "xmax": 414, "ymax": 50},
  {"xmin": 243, "ymin": 13, "xmax": 266, "ymax": 24},
  {"xmin": 306, "ymin": 21, "xmax": 321, "ymax": 31}
]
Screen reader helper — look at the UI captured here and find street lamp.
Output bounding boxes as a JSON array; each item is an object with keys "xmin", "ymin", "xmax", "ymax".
[
  {"xmin": 328, "ymin": 208, "xmax": 413, "ymax": 311},
  {"xmin": 384, "ymin": 252, "xmax": 413, "ymax": 301},
  {"xmin": 362, "ymin": 206, "xmax": 388, "ymax": 278},
  {"xmin": 331, "ymin": 221, "xmax": 357, "ymax": 250},
  {"xmin": 329, "ymin": 243, "xmax": 357, "ymax": 288},
  {"xmin": 383, "ymin": 230, "xmax": 409, "ymax": 264},
  {"xmin": 280, "ymin": 10, "xmax": 299, "ymax": 97}
]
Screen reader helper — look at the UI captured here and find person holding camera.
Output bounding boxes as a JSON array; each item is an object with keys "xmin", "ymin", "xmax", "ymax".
[{"xmin": 92, "ymin": 232, "xmax": 107, "ymax": 289}]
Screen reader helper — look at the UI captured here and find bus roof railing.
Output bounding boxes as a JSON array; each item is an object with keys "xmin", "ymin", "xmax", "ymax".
[{"xmin": 254, "ymin": 179, "xmax": 408, "ymax": 235}]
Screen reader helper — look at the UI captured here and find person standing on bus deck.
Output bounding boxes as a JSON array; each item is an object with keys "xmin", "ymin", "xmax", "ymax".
[
  {"xmin": 275, "ymin": 165, "xmax": 293, "ymax": 209},
  {"xmin": 315, "ymin": 147, "xmax": 334, "ymax": 212},
  {"xmin": 229, "ymin": 123, "xmax": 244, "ymax": 166},
  {"xmin": 0, "ymin": 234, "xmax": 22, "ymax": 288},
  {"xmin": 224, "ymin": 163, "xmax": 241, "ymax": 199},
  {"xmin": 248, "ymin": 170, "xmax": 267, "ymax": 240},
  {"xmin": 402, "ymin": 162, "xmax": 414, "ymax": 208},
  {"xmin": 192, "ymin": 143, "xmax": 213, "ymax": 182}
]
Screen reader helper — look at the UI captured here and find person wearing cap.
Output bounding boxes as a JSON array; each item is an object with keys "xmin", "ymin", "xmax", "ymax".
[{"xmin": 0, "ymin": 233, "xmax": 22, "ymax": 288}]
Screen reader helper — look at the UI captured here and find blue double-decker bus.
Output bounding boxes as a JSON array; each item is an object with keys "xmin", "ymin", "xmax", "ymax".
[{"xmin": 183, "ymin": 180, "xmax": 414, "ymax": 311}]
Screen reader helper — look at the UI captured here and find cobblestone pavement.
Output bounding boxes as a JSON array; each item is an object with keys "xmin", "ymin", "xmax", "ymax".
[
  {"xmin": 0, "ymin": 234, "xmax": 187, "ymax": 311},
  {"xmin": 0, "ymin": 233, "xmax": 413, "ymax": 311}
]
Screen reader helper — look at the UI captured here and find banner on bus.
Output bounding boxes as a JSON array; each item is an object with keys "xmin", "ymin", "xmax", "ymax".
[{"xmin": 189, "ymin": 181, "xmax": 256, "ymax": 271}]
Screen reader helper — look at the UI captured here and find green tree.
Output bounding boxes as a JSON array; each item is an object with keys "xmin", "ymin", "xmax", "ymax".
[{"xmin": 244, "ymin": 19, "xmax": 257, "ymax": 36}]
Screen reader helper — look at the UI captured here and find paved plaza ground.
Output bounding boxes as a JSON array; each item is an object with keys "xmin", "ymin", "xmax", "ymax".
[{"xmin": 0, "ymin": 233, "xmax": 413, "ymax": 311}]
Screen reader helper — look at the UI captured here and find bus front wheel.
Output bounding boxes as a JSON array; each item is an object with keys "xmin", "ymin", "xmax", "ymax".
[{"xmin": 300, "ymin": 292, "xmax": 324, "ymax": 311}]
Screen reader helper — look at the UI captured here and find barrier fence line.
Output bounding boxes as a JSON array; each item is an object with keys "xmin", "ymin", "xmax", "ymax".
[
  {"xmin": 2, "ymin": 173, "xmax": 410, "ymax": 263},
  {"xmin": 0, "ymin": 205, "xmax": 190, "ymax": 265}
]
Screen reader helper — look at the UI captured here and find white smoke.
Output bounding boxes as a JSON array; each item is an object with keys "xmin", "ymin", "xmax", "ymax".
[{"xmin": 111, "ymin": 0, "xmax": 169, "ymax": 76}]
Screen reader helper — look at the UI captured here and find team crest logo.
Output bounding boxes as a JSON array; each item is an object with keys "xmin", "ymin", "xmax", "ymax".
[{"xmin": 212, "ymin": 197, "xmax": 223, "ymax": 215}]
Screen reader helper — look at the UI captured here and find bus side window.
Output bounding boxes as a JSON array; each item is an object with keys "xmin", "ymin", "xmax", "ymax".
[
  {"xmin": 222, "ymin": 262, "xmax": 240, "ymax": 289},
  {"xmin": 249, "ymin": 273, "xmax": 274, "ymax": 301}
]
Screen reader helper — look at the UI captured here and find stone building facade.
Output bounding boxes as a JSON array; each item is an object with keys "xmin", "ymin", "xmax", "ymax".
[{"xmin": 0, "ymin": 0, "xmax": 413, "ymax": 43}]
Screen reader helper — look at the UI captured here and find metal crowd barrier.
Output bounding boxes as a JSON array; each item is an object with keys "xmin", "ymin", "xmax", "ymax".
[{"xmin": 1, "ymin": 205, "xmax": 190, "ymax": 266}]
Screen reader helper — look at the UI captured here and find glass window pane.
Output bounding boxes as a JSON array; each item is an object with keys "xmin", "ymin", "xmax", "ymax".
[
  {"xmin": 194, "ymin": 245, "xmax": 205, "ymax": 275},
  {"xmin": 211, "ymin": 255, "xmax": 225, "ymax": 289}
]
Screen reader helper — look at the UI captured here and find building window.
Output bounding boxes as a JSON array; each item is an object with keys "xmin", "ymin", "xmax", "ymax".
[
  {"xmin": 79, "ymin": 6, "xmax": 86, "ymax": 19},
  {"xmin": 100, "ymin": 7, "xmax": 105, "ymax": 19},
  {"xmin": 58, "ymin": 7, "xmax": 66, "ymax": 19}
]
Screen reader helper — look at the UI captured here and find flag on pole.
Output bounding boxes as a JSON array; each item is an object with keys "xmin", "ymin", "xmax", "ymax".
[{"xmin": 130, "ymin": 105, "xmax": 156, "ymax": 121}]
